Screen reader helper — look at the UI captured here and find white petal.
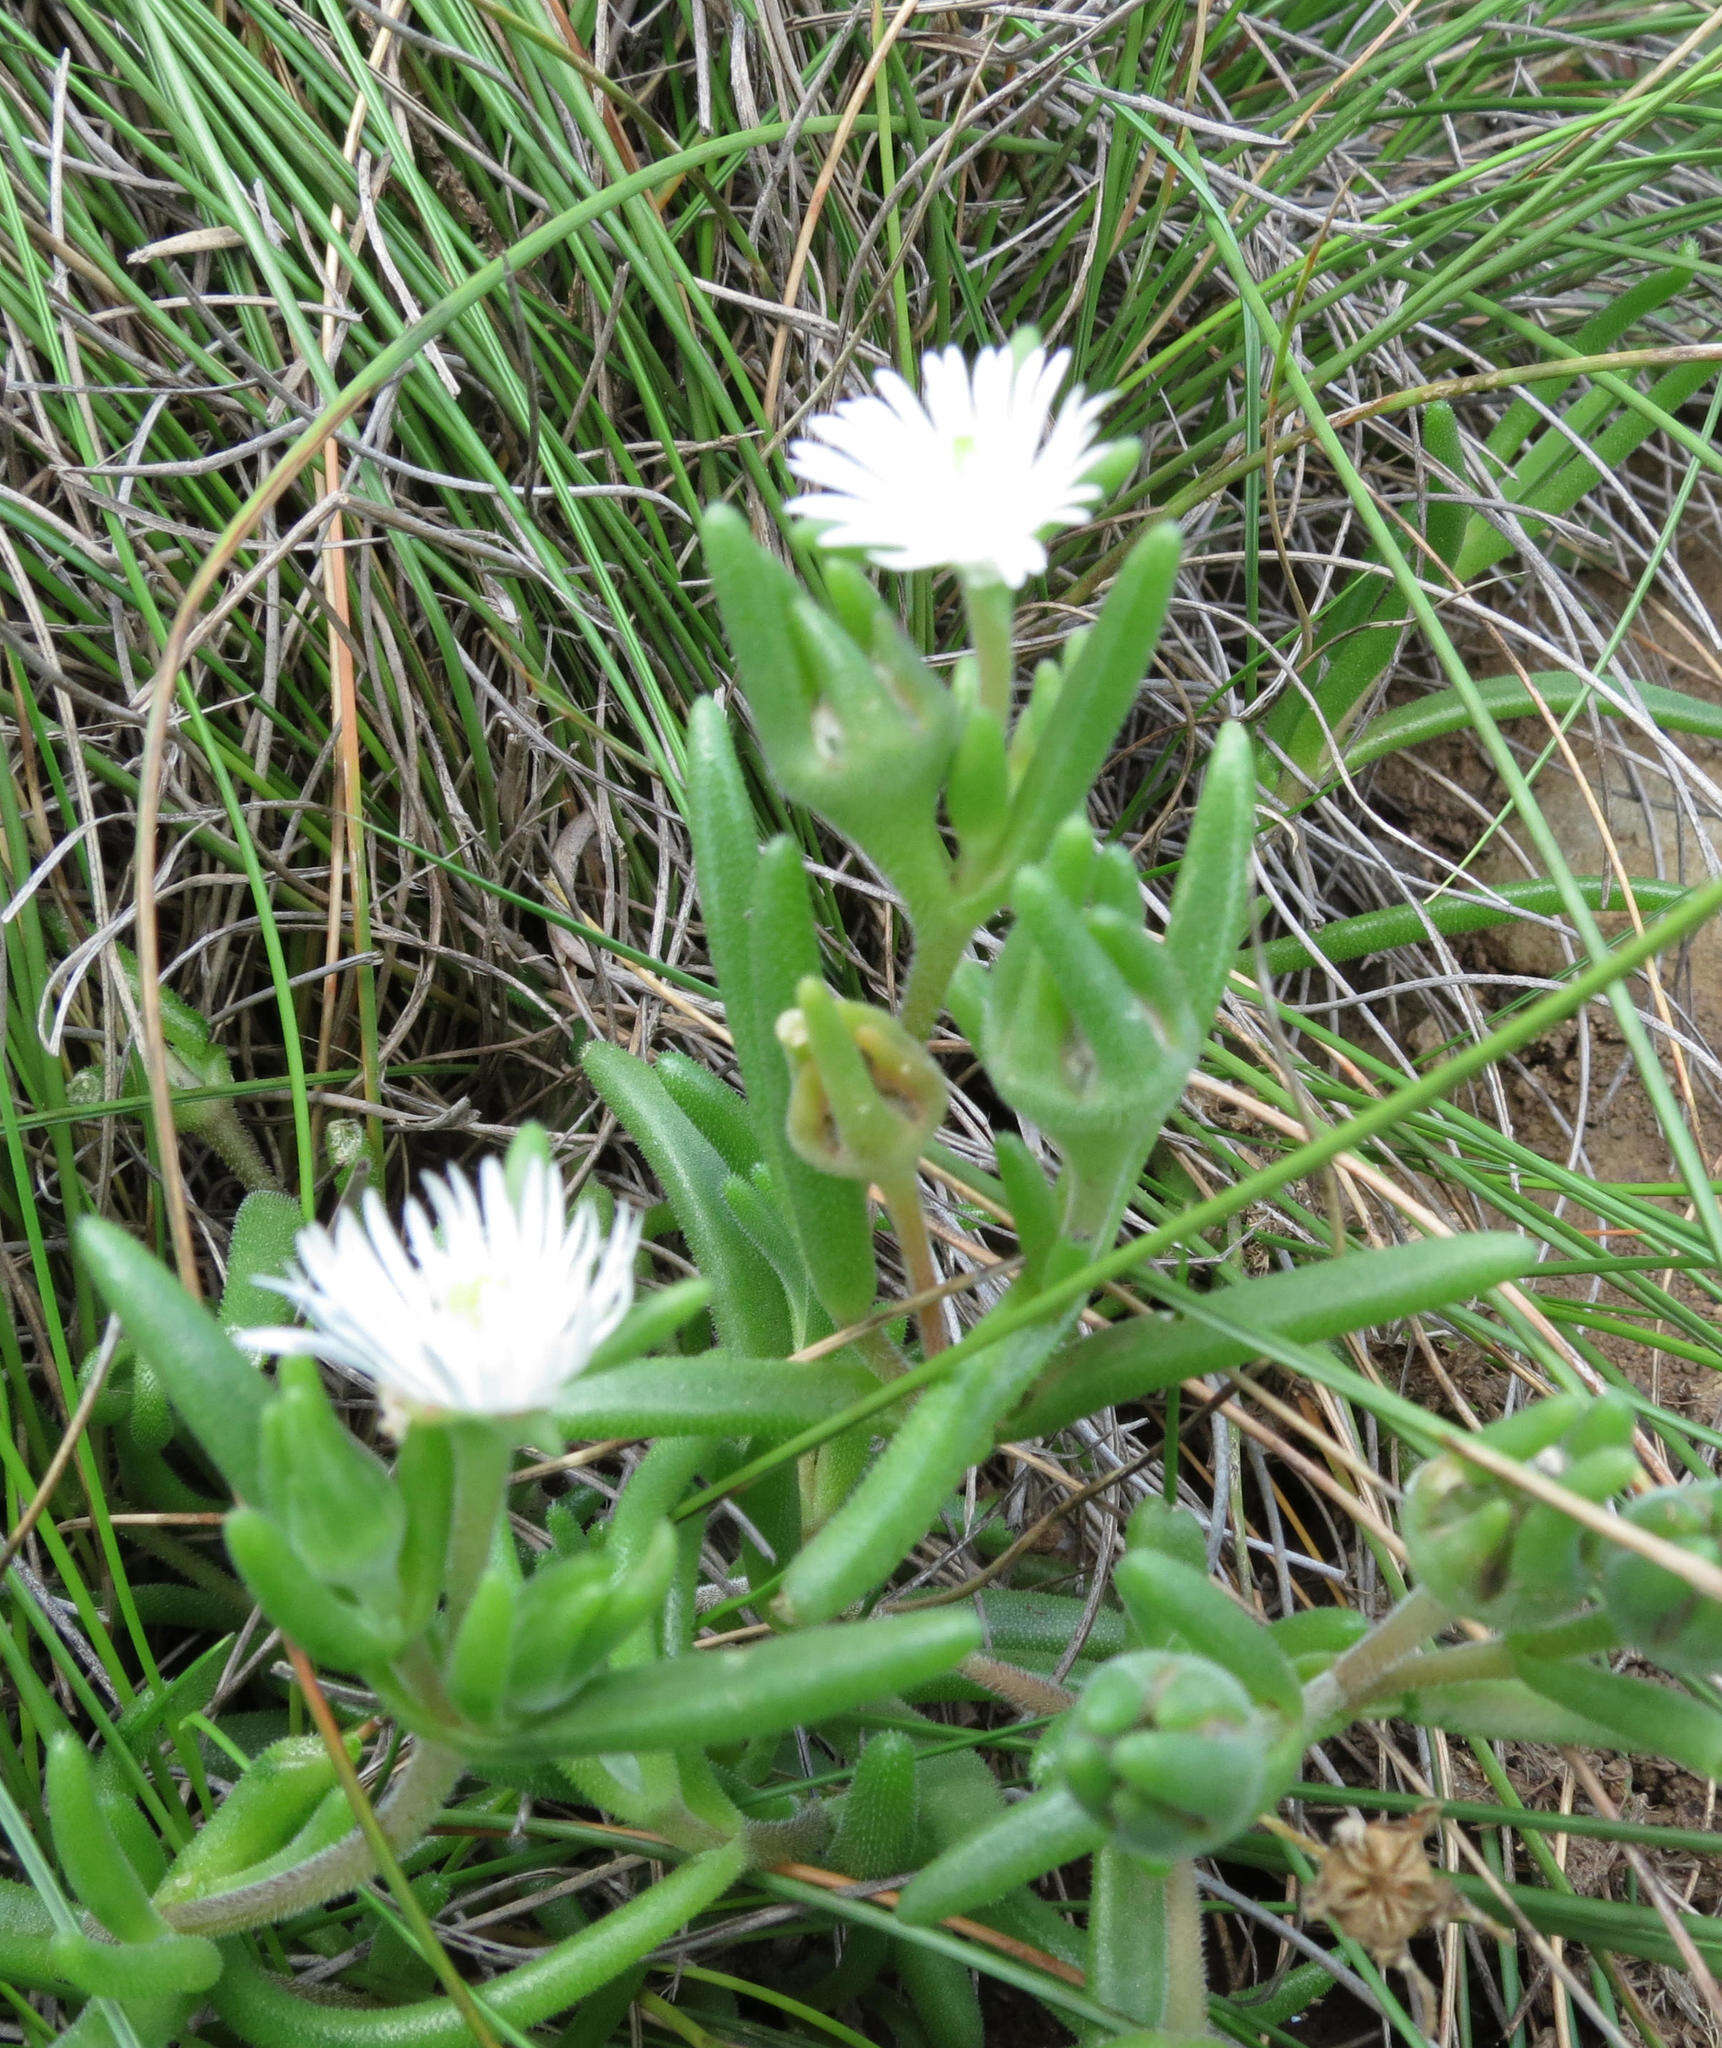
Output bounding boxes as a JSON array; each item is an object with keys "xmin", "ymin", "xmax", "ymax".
[
  {"xmin": 786, "ymin": 343, "xmax": 1114, "ymax": 585},
  {"xmin": 247, "ymin": 1156, "xmax": 641, "ymax": 1423}
]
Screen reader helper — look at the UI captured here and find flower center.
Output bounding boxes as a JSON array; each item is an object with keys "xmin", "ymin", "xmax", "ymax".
[{"xmin": 447, "ymin": 1271, "xmax": 506, "ymax": 1326}]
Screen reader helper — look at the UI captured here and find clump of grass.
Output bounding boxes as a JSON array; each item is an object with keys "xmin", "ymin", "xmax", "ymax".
[{"xmin": 7, "ymin": 0, "xmax": 1722, "ymax": 2041}]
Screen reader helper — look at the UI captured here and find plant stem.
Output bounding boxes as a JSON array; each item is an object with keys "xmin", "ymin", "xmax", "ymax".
[
  {"xmin": 1302, "ymin": 1584, "xmax": 1452, "ymax": 1729},
  {"xmin": 1162, "ymin": 1857, "xmax": 1211, "ymax": 2038},
  {"xmin": 877, "ymin": 1167, "xmax": 947, "ymax": 1356},
  {"xmin": 1089, "ymin": 1846, "xmax": 1210, "ymax": 2032},
  {"xmin": 208, "ymin": 1837, "xmax": 749, "ymax": 2048},
  {"xmin": 444, "ymin": 1422, "xmax": 512, "ymax": 1627},
  {"xmin": 157, "ymin": 1735, "xmax": 463, "ymax": 1936},
  {"xmin": 187, "ymin": 1097, "xmax": 280, "ymax": 1192},
  {"xmin": 959, "ymin": 1652, "xmax": 1075, "ymax": 1716},
  {"xmin": 294, "ymin": 1649, "xmax": 500, "ymax": 2047},
  {"xmin": 1341, "ymin": 1637, "xmax": 1519, "ymax": 1709},
  {"xmin": 745, "ymin": 1801, "xmax": 832, "ymax": 1867},
  {"xmin": 963, "ymin": 576, "xmax": 1015, "ymax": 725},
  {"xmin": 900, "ymin": 913, "xmax": 971, "ymax": 1041},
  {"xmin": 854, "ymin": 1322, "xmax": 909, "ymax": 1381}
]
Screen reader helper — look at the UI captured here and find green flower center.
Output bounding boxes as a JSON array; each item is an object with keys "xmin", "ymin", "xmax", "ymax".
[{"xmin": 448, "ymin": 1273, "xmax": 503, "ymax": 1325}]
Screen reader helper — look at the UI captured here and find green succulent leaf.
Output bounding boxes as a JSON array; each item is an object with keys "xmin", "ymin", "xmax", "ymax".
[
  {"xmin": 447, "ymin": 1564, "xmax": 521, "ymax": 1725},
  {"xmin": 897, "ymin": 1786, "xmax": 1103, "ymax": 1925},
  {"xmin": 47, "ymin": 1735, "xmax": 168, "ymax": 1946},
  {"xmin": 155, "ymin": 1736, "xmax": 350, "ymax": 1909},
  {"xmin": 1004, "ymin": 522, "xmax": 1181, "ymax": 862},
  {"xmin": 223, "ymin": 1508, "xmax": 404, "ymax": 1673},
  {"xmin": 48, "ymin": 1928, "xmax": 223, "ymax": 2000},
  {"xmin": 489, "ymin": 1610, "xmax": 982, "ymax": 1758},
  {"xmin": 260, "ymin": 1358, "xmax": 405, "ymax": 1601},
  {"xmin": 1160, "ymin": 718, "xmax": 1258, "ymax": 1026},
  {"xmin": 746, "ymin": 837, "xmax": 880, "ymax": 1322},
  {"xmin": 218, "ymin": 1190, "xmax": 305, "ymax": 1333},
  {"xmin": 829, "ymin": 1732, "xmax": 919, "ymax": 1881},
  {"xmin": 779, "ymin": 1319, "xmax": 1067, "ymax": 1626},
  {"xmin": 1113, "ymin": 1552, "xmax": 1302, "ymax": 1723},
  {"xmin": 582, "ymin": 1039, "xmax": 791, "ymax": 1356},
  {"xmin": 654, "ymin": 1051, "xmax": 762, "ymax": 1178},
  {"xmin": 556, "ymin": 1353, "xmax": 876, "ymax": 1439},
  {"xmin": 78, "ymin": 1216, "xmax": 268, "ymax": 1503},
  {"xmin": 1512, "ymin": 1655, "xmax": 1722, "ymax": 1779},
  {"xmin": 1011, "ymin": 1230, "xmax": 1536, "ymax": 1439}
]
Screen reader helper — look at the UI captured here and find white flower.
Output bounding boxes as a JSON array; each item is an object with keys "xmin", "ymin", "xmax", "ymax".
[
  {"xmin": 785, "ymin": 342, "xmax": 1113, "ymax": 589},
  {"xmin": 240, "ymin": 1156, "xmax": 641, "ymax": 1429}
]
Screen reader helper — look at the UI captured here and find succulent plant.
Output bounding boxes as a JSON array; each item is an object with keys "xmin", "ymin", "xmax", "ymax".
[
  {"xmin": 1601, "ymin": 1479, "xmax": 1722, "ymax": 1675},
  {"xmin": 1402, "ymin": 1394, "xmax": 1639, "ymax": 1631},
  {"xmin": 1039, "ymin": 1649, "xmax": 1271, "ymax": 1862}
]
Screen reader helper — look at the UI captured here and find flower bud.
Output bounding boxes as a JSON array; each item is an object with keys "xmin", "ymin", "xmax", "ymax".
[
  {"xmin": 326, "ymin": 1116, "xmax": 366, "ymax": 1170},
  {"xmin": 66, "ymin": 1065, "xmax": 106, "ymax": 1110},
  {"xmin": 1039, "ymin": 1649, "xmax": 1269, "ymax": 1862},
  {"xmin": 948, "ymin": 817, "xmax": 1198, "ymax": 1167},
  {"xmin": 1601, "ymin": 1480, "xmax": 1722, "ymax": 1675},
  {"xmin": 507, "ymin": 1520, "xmax": 678, "ymax": 1713},
  {"xmin": 1402, "ymin": 1393, "xmax": 1640, "ymax": 1630},
  {"xmin": 701, "ymin": 508, "xmax": 958, "ymax": 885},
  {"xmin": 776, "ymin": 977, "xmax": 947, "ymax": 1183}
]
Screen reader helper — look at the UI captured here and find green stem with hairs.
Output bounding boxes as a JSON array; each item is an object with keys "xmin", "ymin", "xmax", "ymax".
[
  {"xmin": 1340, "ymin": 1638, "xmax": 1527, "ymax": 1711},
  {"xmin": 962, "ymin": 577, "xmax": 1016, "ymax": 726},
  {"xmin": 155, "ymin": 1738, "xmax": 463, "ymax": 1938},
  {"xmin": 1089, "ymin": 1846, "xmax": 1212, "ymax": 2035},
  {"xmin": 899, "ymin": 911, "xmax": 972, "ymax": 1041},
  {"xmin": 443, "ymin": 1423, "xmax": 513, "ymax": 1628},
  {"xmin": 1163, "ymin": 1857, "xmax": 1212, "ymax": 2038},
  {"xmin": 1301, "ymin": 1585, "xmax": 1452, "ymax": 1729},
  {"xmin": 208, "ymin": 1837, "xmax": 748, "ymax": 2047}
]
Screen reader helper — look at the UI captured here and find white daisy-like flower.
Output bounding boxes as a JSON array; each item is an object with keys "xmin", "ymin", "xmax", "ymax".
[
  {"xmin": 240, "ymin": 1156, "xmax": 641, "ymax": 1430},
  {"xmin": 785, "ymin": 342, "xmax": 1113, "ymax": 589}
]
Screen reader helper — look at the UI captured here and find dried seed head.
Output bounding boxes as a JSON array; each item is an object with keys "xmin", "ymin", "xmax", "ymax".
[{"xmin": 1303, "ymin": 1807, "xmax": 1460, "ymax": 1971}]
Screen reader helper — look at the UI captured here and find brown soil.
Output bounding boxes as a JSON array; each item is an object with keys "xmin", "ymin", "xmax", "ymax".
[
  {"xmin": 1367, "ymin": 548, "xmax": 1722, "ymax": 1404},
  {"xmin": 1360, "ymin": 548, "xmax": 1722, "ymax": 2042}
]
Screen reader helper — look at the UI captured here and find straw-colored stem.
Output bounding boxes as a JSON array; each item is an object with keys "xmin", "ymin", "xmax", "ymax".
[{"xmin": 878, "ymin": 1168, "xmax": 947, "ymax": 1356}]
